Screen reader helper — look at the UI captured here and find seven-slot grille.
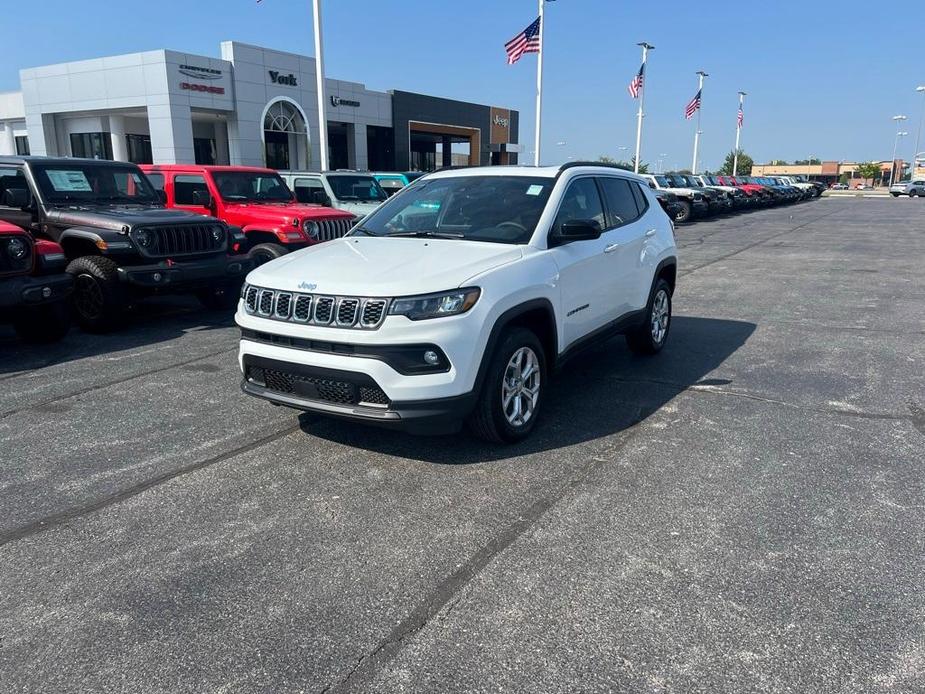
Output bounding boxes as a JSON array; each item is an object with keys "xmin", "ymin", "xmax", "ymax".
[
  {"xmin": 134, "ymin": 224, "xmax": 225, "ymax": 257},
  {"xmin": 316, "ymin": 217, "xmax": 355, "ymax": 242},
  {"xmin": 243, "ymin": 285, "xmax": 388, "ymax": 329}
]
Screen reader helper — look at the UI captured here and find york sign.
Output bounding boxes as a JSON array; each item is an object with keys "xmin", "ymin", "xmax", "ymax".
[{"xmin": 269, "ymin": 71, "xmax": 298, "ymax": 87}]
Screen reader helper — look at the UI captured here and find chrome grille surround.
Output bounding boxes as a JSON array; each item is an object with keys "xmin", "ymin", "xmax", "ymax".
[{"xmin": 242, "ymin": 284, "xmax": 389, "ymax": 330}]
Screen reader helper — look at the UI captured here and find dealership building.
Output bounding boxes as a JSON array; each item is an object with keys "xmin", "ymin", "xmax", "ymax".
[{"xmin": 0, "ymin": 41, "xmax": 521, "ymax": 172}]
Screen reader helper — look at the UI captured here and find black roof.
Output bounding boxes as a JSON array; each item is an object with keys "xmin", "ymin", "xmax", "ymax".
[{"xmin": 0, "ymin": 155, "xmax": 142, "ymax": 167}]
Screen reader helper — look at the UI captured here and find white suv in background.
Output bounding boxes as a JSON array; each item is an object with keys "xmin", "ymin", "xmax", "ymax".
[
  {"xmin": 236, "ymin": 164, "xmax": 678, "ymax": 443},
  {"xmin": 278, "ymin": 171, "xmax": 389, "ymax": 217}
]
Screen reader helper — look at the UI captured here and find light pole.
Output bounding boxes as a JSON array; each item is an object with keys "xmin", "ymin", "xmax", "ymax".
[
  {"xmin": 913, "ymin": 87, "xmax": 925, "ymax": 179},
  {"xmin": 891, "ymin": 114, "xmax": 908, "ymax": 185},
  {"xmin": 312, "ymin": 0, "xmax": 329, "ymax": 171},
  {"xmin": 658, "ymin": 153, "xmax": 668, "ymax": 173},
  {"xmin": 890, "ymin": 132, "xmax": 908, "ymax": 185}
]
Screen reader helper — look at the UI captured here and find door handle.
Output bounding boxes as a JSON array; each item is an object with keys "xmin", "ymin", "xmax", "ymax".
[
  {"xmin": 644, "ymin": 228, "xmax": 657, "ymax": 238},
  {"xmin": 603, "ymin": 243, "xmax": 620, "ymax": 254}
]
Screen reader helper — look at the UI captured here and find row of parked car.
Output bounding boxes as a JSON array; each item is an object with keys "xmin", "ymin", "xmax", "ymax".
[
  {"xmin": 643, "ymin": 172, "xmax": 823, "ymax": 223},
  {"xmin": 0, "ymin": 156, "xmax": 432, "ymax": 342}
]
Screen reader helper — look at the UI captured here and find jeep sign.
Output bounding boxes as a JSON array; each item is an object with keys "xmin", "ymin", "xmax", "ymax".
[{"xmin": 268, "ymin": 71, "xmax": 298, "ymax": 87}]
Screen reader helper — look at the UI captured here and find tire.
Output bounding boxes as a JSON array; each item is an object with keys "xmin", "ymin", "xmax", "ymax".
[
  {"xmin": 67, "ymin": 255, "xmax": 126, "ymax": 333},
  {"xmin": 197, "ymin": 283, "xmax": 241, "ymax": 311},
  {"xmin": 911, "ymin": 190, "xmax": 919, "ymax": 198},
  {"xmin": 12, "ymin": 301, "xmax": 71, "ymax": 343},
  {"xmin": 248, "ymin": 242, "xmax": 288, "ymax": 267},
  {"xmin": 467, "ymin": 326, "xmax": 546, "ymax": 444},
  {"xmin": 891, "ymin": 192, "xmax": 901, "ymax": 197},
  {"xmin": 626, "ymin": 278, "xmax": 672, "ymax": 356},
  {"xmin": 674, "ymin": 200, "xmax": 692, "ymax": 223}
]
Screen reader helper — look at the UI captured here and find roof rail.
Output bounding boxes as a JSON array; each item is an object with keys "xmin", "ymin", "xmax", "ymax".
[{"xmin": 557, "ymin": 161, "xmax": 636, "ymax": 173}]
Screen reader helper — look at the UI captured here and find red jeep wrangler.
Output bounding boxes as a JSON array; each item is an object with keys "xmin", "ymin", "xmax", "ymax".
[
  {"xmin": 0, "ymin": 221, "xmax": 72, "ymax": 342},
  {"xmin": 141, "ymin": 165, "xmax": 356, "ymax": 266}
]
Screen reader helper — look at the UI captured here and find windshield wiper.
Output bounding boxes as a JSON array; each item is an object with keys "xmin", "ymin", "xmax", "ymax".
[
  {"xmin": 349, "ymin": 227, "xmax": 378, "ymax": 237},
  {"xmin": 386, "ymin": 230, "xmax": 465, "ymax": 239}
]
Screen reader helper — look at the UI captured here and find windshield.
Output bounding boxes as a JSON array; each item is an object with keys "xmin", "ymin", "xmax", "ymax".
[
  {"xmin": 327, "ymin": 175, "xmax": 388, "ymax": 202},
  {"xmin": 351, "ymin": 175, "xmax": 553, "ymax": 244},
  {"xmin": 666, "ymin": 174, "xmax": 689, "ymax": 188},
  {"xmin": 653, "ymin": 175, "xmax": 673, "ymax": 187},
  {"xmin": 32, "ymin": 163, "xmax": 159, "ymax": 205},
  {"xmin": 212, "ymin": 171, "xmax": 292, "ymax": 202}
]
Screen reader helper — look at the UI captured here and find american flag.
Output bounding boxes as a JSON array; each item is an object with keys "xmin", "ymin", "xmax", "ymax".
[
  {"xmin": 505, "ymin": 17, "xmax": 541, "ymax": 65},
  {"xmin": 685, "ymin": 89, "xmax": 702, "ymax": 119},
  {"xmin": 627, "ymin": 62, "xmax": 645, "ymax": 99},
  {"xmin": 737, "ymin": 106, "xmax": 744, "ymax": 128}
]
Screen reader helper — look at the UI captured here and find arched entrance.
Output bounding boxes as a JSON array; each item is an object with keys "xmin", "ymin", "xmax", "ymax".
[{"xmin": 262, "ymin": 99, "xmax": 310, "ymax": 170}]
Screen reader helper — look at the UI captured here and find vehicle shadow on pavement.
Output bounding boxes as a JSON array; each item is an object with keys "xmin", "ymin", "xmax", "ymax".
[
  {"xmin": 298, "ymin": 316, "xmax": 757, "ymax": 463},
  {"xmin": 0, "ymin": 297, "xmax": 236, "ymax": 376}
]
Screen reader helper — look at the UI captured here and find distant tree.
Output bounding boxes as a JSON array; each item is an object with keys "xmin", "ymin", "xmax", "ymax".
[
  {"xmin": 794, "ymin": 158, "xmax": 822, "ymax": 165},
  {"xmin": 677, "ymin": 169, "xmax": 693, "ymax": 175},
  {"xmin": 605, "ymin": 157, "xmax": 649, "ymax": 173},
  {"xmin": 855, "ymin": 162, "xmax": 881, "ymax": 185},
  {"xmin": 838, "ymin": 173, "xmax": 849, "ymax": 185},
  {"xmin": 719, "ymin": 149, "xmax": 754, "ymax": 175},
  {"xmin": 597, "ymin": 155, "xmax": 616, "ymax": 164}
]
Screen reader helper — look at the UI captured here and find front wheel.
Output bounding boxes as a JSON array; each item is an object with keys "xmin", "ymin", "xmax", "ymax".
[
  {"xmin": 12, "ymin": 301, "xmax": 71, "ymax": 343},
  {"xmin": 911, "ymin": 190, "xmax": 920, "ymax": 198},
  {"xmin": 626, "ymin": 279, "xmax": 672, "ymax": 355},
  {"xmin": 467, "ymin": 327, "xmax": 546, "ymax": 444},
  {"xmin": 891, "ymin": 192, "xmax": 901, "ymax": 197},
  {"xmin": 67, "ymin": 255, "xmax": 126, "ymax": 333},
  {"xmin": 248, "ymin": 243, "xmax": 288, "ymax": 267},
  {"xmin": 674, "ymin": 200, "xmax": 692, "ymax": 223}
]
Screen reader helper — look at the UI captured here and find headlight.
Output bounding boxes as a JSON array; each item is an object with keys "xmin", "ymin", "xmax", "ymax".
[
  {"xmin": 211, "ymin": 226, "xmax": 225, "ymax": 243},
  {"xmin": 7, "ymin": 237, "xmax": 30, "ymax": 260},
  {"xmin": 134, "ymin": 229, "xmax": 153, "ymax": 248},
  {"xmin": 303, "ymin": 220, "xmax": 319, "ymax": 238},
  {"xmin": 388, "ymin": 288, "xmax": 480, "ymax": 321}
]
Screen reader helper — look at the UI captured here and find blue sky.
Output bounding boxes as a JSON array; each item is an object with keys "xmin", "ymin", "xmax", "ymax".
[{"xmin": 2, "ymin": 0, "xmax": 922, "ymax": 170}]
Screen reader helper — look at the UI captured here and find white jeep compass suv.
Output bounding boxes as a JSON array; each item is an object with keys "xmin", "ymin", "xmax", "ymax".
[{"xmin": 236, "ymin": 164, "xmax": 678, "ymax": 443}]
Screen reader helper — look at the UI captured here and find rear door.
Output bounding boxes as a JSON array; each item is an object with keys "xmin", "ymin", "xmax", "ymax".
[{"xmin": 597, "ymin": 176, "xmax": 651, "ymax": 315}]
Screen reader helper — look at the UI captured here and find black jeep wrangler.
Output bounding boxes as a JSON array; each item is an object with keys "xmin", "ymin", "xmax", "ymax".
[{"xmin": 0, "ymin": 156, "xmax": 251, "ymax": 332}]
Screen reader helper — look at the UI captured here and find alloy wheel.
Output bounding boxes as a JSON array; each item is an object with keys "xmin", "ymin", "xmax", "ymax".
[
  {"xmin": 650, "ymin": 289, "xmax": 670, "ymax": 345},
  {"xmin": 74, "ymin": 274, "xmax": 104, "ymax": 320},
  {"xmin": 501, "ymin": 346, "xmax": 541, "ymax": 427}
]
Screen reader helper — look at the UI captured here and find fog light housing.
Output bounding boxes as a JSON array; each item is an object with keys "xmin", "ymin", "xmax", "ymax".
[
  {"xmin": 42, "ymin": 287, "xmax": 52, "ymax": 298},
  {"xmin": 423, "ymin": 350, "xmax": 440, "ymax": 365},
  {"xmin": 152, "ymin": 272, "xmax": 162, "ymax": 282}
]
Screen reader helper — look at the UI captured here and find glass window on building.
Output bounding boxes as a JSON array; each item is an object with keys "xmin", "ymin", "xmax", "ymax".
[
  {"xmin": 194, "ymin": 138, "xmax": 216, "ymax": 166},
  {"xmin": 125, "ymin": 134, "xmax": 152, "ymax": 165},
  {"xmin": 14, "ymin": 136, "xmax": 30, "ymax": 156},
  {"xmin": 70, "ymin": 132, "xmax": 113, "ymax": 160}
]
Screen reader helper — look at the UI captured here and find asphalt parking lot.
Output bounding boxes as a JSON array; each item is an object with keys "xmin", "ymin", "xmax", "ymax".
[{"xmin": 1, "ymin": 198, "xmax": 923, "ymax": 693}]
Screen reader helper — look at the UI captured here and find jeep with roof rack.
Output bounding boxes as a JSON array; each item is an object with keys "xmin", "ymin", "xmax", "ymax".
[
  {"xmin": 237, "ymin": 162, "xmax": 677, "ymax": 443},
  {"xmin": 0, "ymin": 156, "xmax": 252, "ymax": 332}
]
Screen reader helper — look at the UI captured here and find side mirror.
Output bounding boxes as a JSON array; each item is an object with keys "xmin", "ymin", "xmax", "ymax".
[
  {"xmin": 552, "ymin": 220, "xmax": 602, "ymax": 246},
  {"xmin": 310, "ymin": 190, "xmax": 332, "ymax": 206},
  {"xmin": 2, "ymin": 188, "xmax": 31, "ymax": 209},
  {"xmin": 192, "ymin": 190, "xmax": 213, "ymax": 208},
  {"xmin": 156, "ymin": 189, "xmax": 168, "ymax": 205},
  {"xmin": 648, "ymin": 182, "xmax": 657, "ymax": 189}
]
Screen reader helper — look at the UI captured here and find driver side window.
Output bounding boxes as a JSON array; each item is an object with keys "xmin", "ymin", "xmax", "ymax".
[{"xmin": 552, "ymin": 178, "xmax": 605, "ymax": 237}]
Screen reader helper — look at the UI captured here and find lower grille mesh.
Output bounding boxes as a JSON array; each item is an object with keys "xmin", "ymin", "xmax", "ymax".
[{"xmin": 253, "ymin": 366, "xmax": 389, "ymax": 408}]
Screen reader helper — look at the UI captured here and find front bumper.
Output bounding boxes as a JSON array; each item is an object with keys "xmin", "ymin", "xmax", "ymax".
[
  {"xmin": 241, "ymin": 354, "xmax": 475, "ymax": 434},
  {"xmin": 116, "ymin": 255, "xmax": 253, "ymax": 290},
  {"xmin": 0, "ymin": 272, "xmax": 73, "ymax": 310}
]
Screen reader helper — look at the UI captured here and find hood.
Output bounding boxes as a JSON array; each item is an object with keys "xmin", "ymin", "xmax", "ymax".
[
  {"xmin": 246, "ymin": 237, "xmax": 523, "ymax": 296},
  {"xmin": 45, "ymin": 206, "xmax": 217, "ymax": 231},
  {"xmin": 224, "ymin": 202, "xmax": 353, "ymax": 225}
]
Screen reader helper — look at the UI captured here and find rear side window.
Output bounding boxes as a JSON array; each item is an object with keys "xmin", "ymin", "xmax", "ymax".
[
  {"xmin": 630, "ymin": 182, "xmax": 650, "ymax": 216},
  {"xmin": 598, "ymin": 177, "xmax": 642, "ymax": 228}
]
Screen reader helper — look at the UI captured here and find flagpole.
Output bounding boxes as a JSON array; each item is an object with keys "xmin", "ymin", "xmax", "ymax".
[
  {"xmin": 534, "ymin": 0, "xmax": 544, "ymax": 166},
  {"xmin": 312, "ymin": 0, "xmax": 329, "ymax": 171},
  {"xmin": 733, "ymin": 91, "xmax": 746, "ymax": 176},
  {"xmin": 691, "ymin": 71, "xmax": 707, "ymax": 174},
  {"xmin": 634, "ymin": 42, "xmax": 653, "ymax": 174}
]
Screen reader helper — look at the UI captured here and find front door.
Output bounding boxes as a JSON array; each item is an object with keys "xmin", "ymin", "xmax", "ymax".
[
  {"xmin": 265, "ymin": 131, "xmax": 290, "ymax": 170},
  {"xmin": 0, "ymin": 167, "xmax": 35, "ymax": 231},
  {"xmin": 547, "ymin": 177, "xmax": 612, "ymax": 348}
]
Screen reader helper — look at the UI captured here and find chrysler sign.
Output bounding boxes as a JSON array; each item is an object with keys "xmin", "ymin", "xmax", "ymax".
[{"xmin": 179, "ymin": 64, "xmax": 222, "ymax": 80}]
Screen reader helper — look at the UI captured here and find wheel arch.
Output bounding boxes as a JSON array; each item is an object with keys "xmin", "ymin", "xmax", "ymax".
[{"xmin": 59, "ymin": 228, "xmax": 105, "ymax": 259}]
